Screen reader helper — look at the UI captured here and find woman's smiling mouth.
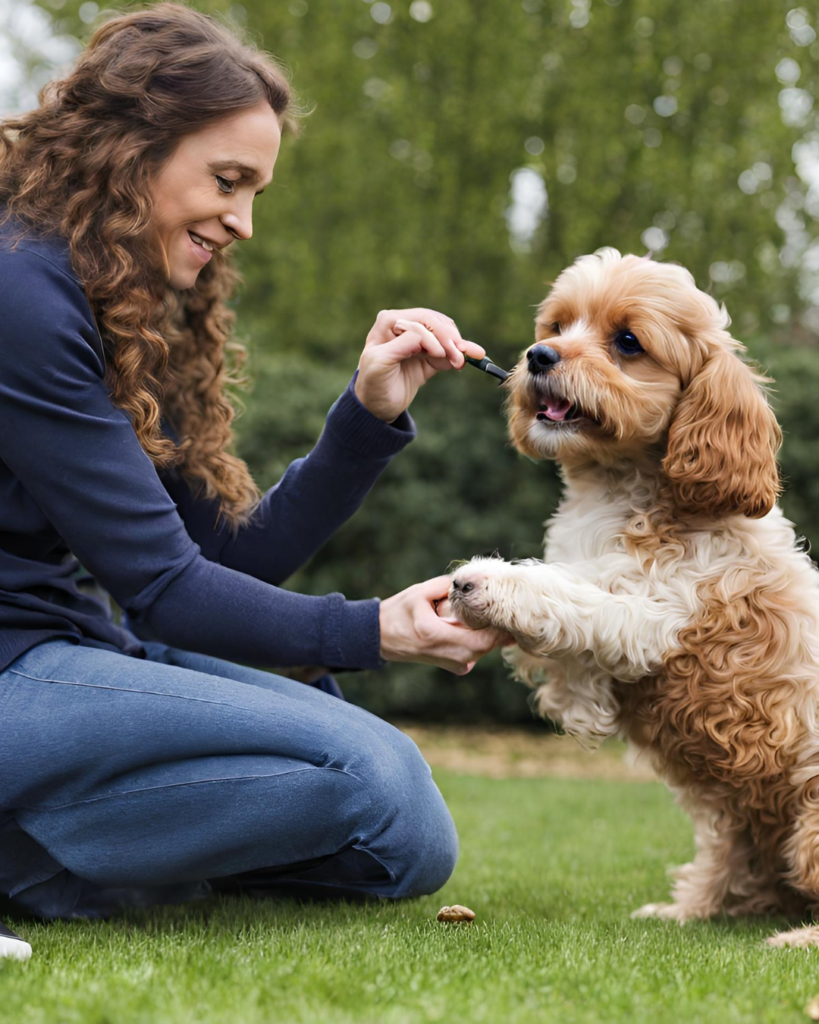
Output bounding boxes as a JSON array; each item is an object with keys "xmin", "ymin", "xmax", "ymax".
[{"xmin": 188, "ymin": 230, "xmax": 213, "ymax": 262}]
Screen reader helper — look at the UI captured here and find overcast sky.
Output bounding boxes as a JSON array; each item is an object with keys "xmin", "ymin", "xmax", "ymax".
[{"xmin": 0, "ymin": 0, "xmax": 80, "ymax": 115}]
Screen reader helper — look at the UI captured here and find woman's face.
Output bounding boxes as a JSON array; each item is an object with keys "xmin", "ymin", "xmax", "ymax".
[{"xmin": 148, "ymin": 101, "xmax": 281, "ymax": 290}]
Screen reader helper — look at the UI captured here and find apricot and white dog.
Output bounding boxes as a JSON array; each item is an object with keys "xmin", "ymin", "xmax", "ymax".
[{"xmin": 448, "ymin": 247, "xmax": 819, "ymax": 947}]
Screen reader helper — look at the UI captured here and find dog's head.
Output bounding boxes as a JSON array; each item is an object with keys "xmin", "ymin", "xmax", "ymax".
[{"xmin": 505, "ymin": 248, "xmax": 781, "ymax": 519}]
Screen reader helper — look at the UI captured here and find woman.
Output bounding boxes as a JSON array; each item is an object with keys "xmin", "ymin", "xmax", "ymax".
[{"xmin": 0, "ymin": 2, "xmax": 510, "ymax": 956}]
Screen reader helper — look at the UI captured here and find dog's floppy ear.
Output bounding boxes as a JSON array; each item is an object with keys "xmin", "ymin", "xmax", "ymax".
[{"xmin": 662, "ymin": 345, "xmax": 782, "ymax": 519}]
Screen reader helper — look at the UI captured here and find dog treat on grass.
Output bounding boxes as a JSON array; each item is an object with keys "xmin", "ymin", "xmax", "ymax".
[{"xmin": 437, "ymin": 904, "xmax": 476, "ymax": 923}]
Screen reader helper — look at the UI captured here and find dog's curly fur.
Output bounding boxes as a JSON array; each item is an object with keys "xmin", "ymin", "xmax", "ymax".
[{"xmin": 449, "ymin": 248, "xmax": 819, "ymax": 947}]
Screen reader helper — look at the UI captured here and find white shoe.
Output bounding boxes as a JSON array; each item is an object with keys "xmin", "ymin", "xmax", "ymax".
[{"xmin": 0, "ymin": 921, "xmax": 32, "ymax": 961}]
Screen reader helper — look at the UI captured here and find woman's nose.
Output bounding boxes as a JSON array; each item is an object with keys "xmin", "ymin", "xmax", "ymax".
[{"xmin": 220, "ymin": 203, "xmax": 253, "ymax": 242}]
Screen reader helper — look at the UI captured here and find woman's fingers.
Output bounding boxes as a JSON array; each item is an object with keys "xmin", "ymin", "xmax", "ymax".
[
  {"xmin": 442, "ymin": 660, "xmax": 476, "ymax": 676},
  {"xmin": 460, "ymin": 339, "xmax": 487, "ymax": 361},
  {"xmin": 368, "ymin": 309, "xmax": 484, "ymax": 361},
  {"xmin": 428, "ymin": 622, "xmax": 512, "ymax": 670},
  {"xmin": 394, "ymin": 308, "xmax": 464, "ymax": 344},
  {"xmin": 419, "ymin": 575, "xmax": 457, "ymax": 601},
  {"xmin": 367, "ymin": 308, "xmax": 452, "ymax": 345},
  {"xmin": 397, "ymin": 313, "xmax": 485, "ymax": 363},
  {"xmin": 379, "ymin": 577, "xmax": 512, "ymax": 674},
  {"xmin": 366, "ymin": 309, "xmax": 487, "ymax": 368},
  {"xmin": 382, "ymin": 321, "xmax": 455, "ymax": 371},
  {"xmin": 393, "ymin": 320, "xmax": 447, "ymax": 359}
]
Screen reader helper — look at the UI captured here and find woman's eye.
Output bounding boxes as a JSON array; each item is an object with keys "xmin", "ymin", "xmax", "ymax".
[
  {"xmin": 216, "ymin": 175, "xmax": 236, "ymax": 195},
  {"xmin": 614, "ymin": 330, "xmax": 643, "ymax": 356}
]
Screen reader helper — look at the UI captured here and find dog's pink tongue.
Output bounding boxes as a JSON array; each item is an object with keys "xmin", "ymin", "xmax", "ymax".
[{"xmin": 541, "ymin": 398, "xmax": 572, "ymax": 421}]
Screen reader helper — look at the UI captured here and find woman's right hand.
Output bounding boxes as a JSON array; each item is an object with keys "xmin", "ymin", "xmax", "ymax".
[{"xmin": 379, "ymin": 576, "xmax": 513, "ymax": 675}]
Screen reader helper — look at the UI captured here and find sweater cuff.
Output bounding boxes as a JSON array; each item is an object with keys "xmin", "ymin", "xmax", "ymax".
[
  {"xmin": 321, "ymin": 596, "xmax": 384, "ymax": 671},
  {"xmin": 323, "ymin": 371, "xmax": 417, "ymax": 460}
]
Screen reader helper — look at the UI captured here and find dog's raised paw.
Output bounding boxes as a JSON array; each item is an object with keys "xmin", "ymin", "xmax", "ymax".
[{"xmin": 448, "ymin": 569, "xmax": 491, "ymax": 629}]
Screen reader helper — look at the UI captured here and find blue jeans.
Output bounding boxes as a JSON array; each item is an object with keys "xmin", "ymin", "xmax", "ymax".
[{"xmin": 0, "ymin": 639, "xmax": 458, "ymax": 919}]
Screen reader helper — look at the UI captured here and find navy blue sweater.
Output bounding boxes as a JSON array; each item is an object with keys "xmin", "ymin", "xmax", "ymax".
[{"xmin": 0, "ymin": 216, "xmax": 416, "ymax": 673}]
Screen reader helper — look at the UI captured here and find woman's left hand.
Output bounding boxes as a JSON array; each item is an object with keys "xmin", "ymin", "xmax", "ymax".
[{"xmin": 355, "ymin": 308, "xmax": 486, "ymax": 422}]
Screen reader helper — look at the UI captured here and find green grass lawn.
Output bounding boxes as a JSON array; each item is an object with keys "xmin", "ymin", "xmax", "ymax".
[{"xmin": 2, "ymin": 770, "xmax": 818, "ymax": 1024}]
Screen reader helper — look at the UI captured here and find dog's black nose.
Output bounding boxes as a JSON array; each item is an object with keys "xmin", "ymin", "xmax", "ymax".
[
  {"xmin": 527, "ymin": 344, "xmax": 561, "ymax": 375},
  {"xmin": 451, "ymin": 579, "xmax": 474, "ymax": 594}
]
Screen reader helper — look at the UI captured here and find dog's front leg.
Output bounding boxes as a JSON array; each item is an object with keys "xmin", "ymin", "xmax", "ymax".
[
  {"xmin": 632, "ymin": 806, "xmax": 754, "ymax": 924},
  {"xmin": 449, "ymin": 556, "xmax": 677, "ymax": 682}
]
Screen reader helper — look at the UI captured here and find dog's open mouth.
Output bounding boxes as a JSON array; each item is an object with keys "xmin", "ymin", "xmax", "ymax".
[{"xmin": 535, "ymin": 395, "xmax": 598, "ymax": 426}]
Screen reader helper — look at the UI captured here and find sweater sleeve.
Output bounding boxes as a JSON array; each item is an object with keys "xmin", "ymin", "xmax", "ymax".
[
  {"xmin": 0, "ymin": 247, "xmax": 382, "ymax": 670},
  {"xmin": 162, "ymin": 372, "xmax": 416, "ymax": 586}
]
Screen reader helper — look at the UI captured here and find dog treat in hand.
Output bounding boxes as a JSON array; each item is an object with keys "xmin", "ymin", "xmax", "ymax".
[{"xmin": 437, "ymin": 904, "xmax": 476, "ymax": 923}]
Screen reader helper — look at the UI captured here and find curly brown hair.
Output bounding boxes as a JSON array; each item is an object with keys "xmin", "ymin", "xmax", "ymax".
[{"xmin": 0, "ymin": 1, "xmax": 302, "ymax": 531}]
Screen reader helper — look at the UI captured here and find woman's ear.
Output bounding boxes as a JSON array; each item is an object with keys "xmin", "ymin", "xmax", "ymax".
[{"xmin": 662, "ymin": 345, "xmax": 782, "ymax": 519}]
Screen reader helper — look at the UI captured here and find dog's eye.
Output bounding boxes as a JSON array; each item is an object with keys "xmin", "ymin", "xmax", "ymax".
[
  {"xmin": 614, "ymin": 330, "xmax": 643, "ymax": 356},
  {"xmin": 551, "ymin": 322, "xmax": 561, "ymax": 335}
]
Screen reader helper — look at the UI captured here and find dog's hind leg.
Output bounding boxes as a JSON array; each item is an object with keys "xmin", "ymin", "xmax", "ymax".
[
  {"xmin": 767, "ymin": 924, "xmax": 819, "ymax": 948},
  {"xmin": 768, "ymin": 779, "xmax": 819, "ymax": 948}
]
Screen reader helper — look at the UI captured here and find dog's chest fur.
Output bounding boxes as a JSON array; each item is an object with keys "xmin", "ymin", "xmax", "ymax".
[{"xmin": 539, "ymin": 467, "xmax": 819, "ymax": 851}]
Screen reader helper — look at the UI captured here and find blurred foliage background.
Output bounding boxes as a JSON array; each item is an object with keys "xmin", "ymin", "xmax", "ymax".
[{"xmin": 3, "ymin": 0, "xmax": 819, "ymax": 721}]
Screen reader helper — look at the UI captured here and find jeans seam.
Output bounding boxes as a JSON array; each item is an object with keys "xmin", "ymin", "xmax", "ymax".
[
  {"xmin": 6, "ymin": 667, "xmax": 293, "ymax": 717},
  {"xmin": 24, "ymin": 766, "xmax": 364, "ymax": 812},
  {"xmin": 6, "ymin": 670, "xmax": 368, "ymax": 789}
]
